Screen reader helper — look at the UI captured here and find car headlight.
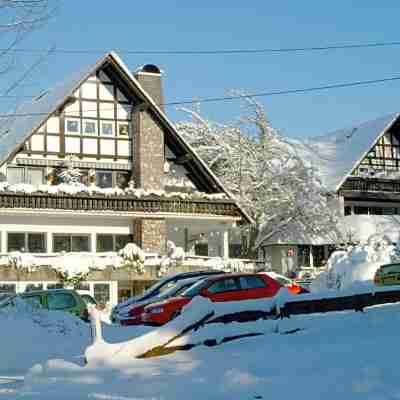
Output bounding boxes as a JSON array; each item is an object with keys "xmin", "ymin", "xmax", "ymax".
[{"xmin": 148, "ymin": 306, "xmax": 164, "ymax": 314}]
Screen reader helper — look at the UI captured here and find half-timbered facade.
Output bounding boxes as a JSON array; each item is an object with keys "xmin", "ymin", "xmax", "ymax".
[
  {"xmin": 260, "ymin": 113, "xmax": 400, "ymax": 275},
  {"xmin": 0, "ymin": 52, "xmax": 251, "ymax": 305}
]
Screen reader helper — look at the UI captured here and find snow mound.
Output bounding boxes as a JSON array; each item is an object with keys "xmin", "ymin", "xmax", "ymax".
[
  {"xmin": 311, "ymin": 235, "xmax": 397, "ymax": 292},
  {"xmin": 0, "ymin": 298, "xmax": 90, "ymax": 373}
]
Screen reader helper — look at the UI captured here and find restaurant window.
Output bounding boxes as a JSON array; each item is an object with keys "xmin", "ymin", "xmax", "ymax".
[
  {"xmin": 7, "ymin": 232, "xmax": 25, "ymax": 252},
  {"xmin": 46, "ymin": 283, "xmax": 64, "ymax": 290},
  {"xmin": 27, "ymin": 233, "xmax": 46, "ymax": 253},
  {"xmin": 25, "ymin": 283, "xmax": 43, "ymax": 292},
  {"xmin": 97, "ymin": 235, "xmax": 113, "ymax": 252},
  {"xmin": 0, "ymin": 284, "xmax": 16, "ymax": 294},
  {"xmin": 115, "ymin": 235, "xmax": 132, "ymax": 251},
  {"xmin": 297, "ymin": 245, "xmax": 310, "ymax": 268},
  {"xmin": 96, "ymin": 234, "xmax": 133, "ymax": 252},
  {"xmin": 93, "ymin": 283, "xmax": 110, "ymax": 304},
  {"xmin": 53, "ymin": 234, "xmax": 90, "ymax": 252}
]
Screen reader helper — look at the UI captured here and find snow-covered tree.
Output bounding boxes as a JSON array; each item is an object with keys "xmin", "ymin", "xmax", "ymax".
[
  {"xmin": 58, "ymin": 156, "xmax": 82, "ymax": 185},
  {"xmin": 176, "ymin": 96, "xmax": 341, "ymax": 257}
]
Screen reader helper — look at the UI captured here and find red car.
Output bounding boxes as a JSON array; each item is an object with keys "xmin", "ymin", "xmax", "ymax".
[{"xmin": 142, "ymin": 273, "xmax": 285, "ymax": 326}]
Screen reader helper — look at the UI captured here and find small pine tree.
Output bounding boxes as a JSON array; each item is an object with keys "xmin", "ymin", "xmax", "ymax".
[{"xmin": 58, "ymin": 156, "xmax": 82, "ymax": 185}]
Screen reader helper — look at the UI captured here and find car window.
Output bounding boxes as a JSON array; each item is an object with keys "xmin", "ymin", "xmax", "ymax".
[
  {"xmin": 207, "ymin": 278, "xmax": 240, "ymax": 294},
  {"xmin": 47, "ymin": 293, "xmax": 77, "ymax": 310},
  {"xmin": 157, "ymin": 281, "xmax": 177, "ymax": 295},
  {"xmin": 180, "ymin": 279, "xmax": 211, "ymax": 298},
  {"xmin": 22, "ymin": 295, "xmax": 42, "ymax": 308},
  {"xmin": 81, "ymin": 294, "xmax": 97, "ymax": 305},
  {"xmin": 380, "ymin": 264, "xmax": 400, "ymax": 274},
  {"xmin": 239, "ymin": 276, "xmax": 267, "ymax": 289}
]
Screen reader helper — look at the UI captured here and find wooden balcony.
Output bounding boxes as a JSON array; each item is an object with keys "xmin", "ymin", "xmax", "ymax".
[
  {"xmin": 0, "ymin": 191, "xmax": 242, "ymax": 218},
  {"xmin": 340, "ymin": 177, "xmax": 400, "ymax": 193}
]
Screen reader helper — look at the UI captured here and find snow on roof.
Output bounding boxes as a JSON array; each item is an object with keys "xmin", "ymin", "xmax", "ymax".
[
  {"xmin": 292, "ymin": 113, "xmax": 399, "ymax": 192},
  {"xmin": 0, "ymin": 54, "xmax": 110, "ymax": 167}
]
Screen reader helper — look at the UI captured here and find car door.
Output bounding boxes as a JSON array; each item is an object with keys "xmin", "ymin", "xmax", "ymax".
[
  {"xmin": 204, "ymin": 277, "xmax": 242, "ymax": 302},
  {"xmin": 238, "ymin": 275, "xmax": 279, "ymax": 300}
]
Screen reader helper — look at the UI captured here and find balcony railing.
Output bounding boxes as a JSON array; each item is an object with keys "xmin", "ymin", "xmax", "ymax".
[
  {"xmin": 340, "ymin": 177, "xmax": 400, "ymax": 193},
  {"xmin": 0, "ymin": 191, "xmax": 242, "ymax": 218}
]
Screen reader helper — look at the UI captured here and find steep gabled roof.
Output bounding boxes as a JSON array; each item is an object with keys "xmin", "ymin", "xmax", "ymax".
[
  {"xmin": 293, "ymin": 113, "xmax": 399, "ymax": 192},
  {"xmin": 0, "ymin": 53, "xmax": 111, "ymax": 168},
  {"xmin": 0, "ymin": 51, "xmax": 252, "ymax": 224}
]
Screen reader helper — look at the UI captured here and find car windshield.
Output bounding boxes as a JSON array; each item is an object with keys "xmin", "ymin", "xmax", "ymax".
[{"xmin": 180, "ymin": 279, "xmax": 211, "ymax": 298}]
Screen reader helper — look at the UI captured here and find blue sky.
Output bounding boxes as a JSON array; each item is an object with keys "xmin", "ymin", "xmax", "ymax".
[{"xmin": 1, "ymin": 1, "xmax": 400, "ymax": 138}]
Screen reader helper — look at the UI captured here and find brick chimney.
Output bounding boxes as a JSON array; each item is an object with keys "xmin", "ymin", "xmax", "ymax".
[{"xmin": 134, "ymin": 64, "xmax": 164, "ymax": 110}]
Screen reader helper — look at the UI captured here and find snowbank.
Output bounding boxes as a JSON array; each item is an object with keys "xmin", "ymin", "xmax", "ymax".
[
  {"xmin": 311, "ymin": 235, "xmax": 397, "ymax": 292},
  {"xmin": 0, "ymin": 298, "xmax": 89, "ymax": 374},
  {"xmin": 19, "ymin": 302, "xmax": 400, "ymax": 400}
]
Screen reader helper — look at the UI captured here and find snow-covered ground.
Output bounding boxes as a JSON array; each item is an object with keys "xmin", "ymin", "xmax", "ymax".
[
  {"xmin": 4, "ymin": 302, "xmax": 399, "ymax": 400},
  {"xmin": 1, "ymin": 291, "xmax": 400, "ymax": 399}
]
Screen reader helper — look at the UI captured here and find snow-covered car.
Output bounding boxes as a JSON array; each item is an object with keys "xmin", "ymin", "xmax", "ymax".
[
  {"xmin": 374, "ymin": 263, "xmax": 400, "ymax": 286},
  {"xmin": 110, "ymin": 270, "xmax": 225, "ymax": 324},
  {"xmin": 0, "ymin": 289, "xmax": 90, "ymax": 321},
  {"xmin": 118, "ymin": 276, "xmax": 207, "ymax": 325},
  {"xmin": 259, "ymin": 271, "xmax": 310, "ymax": 294}
]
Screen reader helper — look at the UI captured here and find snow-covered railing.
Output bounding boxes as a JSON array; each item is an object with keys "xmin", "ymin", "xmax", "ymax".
[{"xmin": 0, "ymin": 191, "xmax": 240, "ymax": 217}]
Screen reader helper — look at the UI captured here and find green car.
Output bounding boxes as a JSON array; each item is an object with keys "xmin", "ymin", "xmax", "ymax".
[
  {"xmin": 374, "ymin": 263, "xmax": 400, "ymax": 286},
  {"xmin": 7, "ymin": 289, "xmax": 90, "ymax": 321}
]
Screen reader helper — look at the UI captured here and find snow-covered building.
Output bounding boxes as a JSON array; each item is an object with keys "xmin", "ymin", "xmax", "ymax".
[
  {"xmin": 261, "ymin": 113, "xmax": 400, "ymax": 275},
  {"xmin": 0, "ymin": 52, "xmax": 251, "ymax": 305}
]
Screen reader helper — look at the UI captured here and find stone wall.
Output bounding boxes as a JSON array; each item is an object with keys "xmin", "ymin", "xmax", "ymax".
[
  {"xmin": 134, "ymin": 109, "xmax": 165, "ymax": 190},
  {"xmin": 133, "ymin": 218, "xmax": 166, "ymax": 254}
]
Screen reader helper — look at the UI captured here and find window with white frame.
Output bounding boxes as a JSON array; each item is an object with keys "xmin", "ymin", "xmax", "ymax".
[
  {"xmin": 96, "ymin": 171, "xmax": 113, "ymax": 188},
  {"xmin": 117, "ymin": 122, "xmax": 130, "ymax": 137},
  {"xmin": 0, "ymin": 283, "xmax": 16, "ymax": 294},
  {"xmin": 93, "ymin": 283, "xmax": 110, "ymax": 304},
  {"xmin": 83, "ymin": 119, "xmax": 98, "ymax": 135},
  {"xmin": 7, "ymin": 232, "xmax": 46, "ymax": 253},
  {"xmin": 7, "ymin": 167, "xmax": 44, "ymax": 186},
  {"xmin": 100, "ymin": 121, "xmax": 114, "ymax": 136},
  {"xmin": 53, "ymin": 234, "xmax": 90, "ymax": 252},
  {"xmin": 96, "ymin": 234, "xmax": 133, "ymax": 252},
  {"xmin": 65, "ymin": 118, "xmax": 80, "ymax": 134}
]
